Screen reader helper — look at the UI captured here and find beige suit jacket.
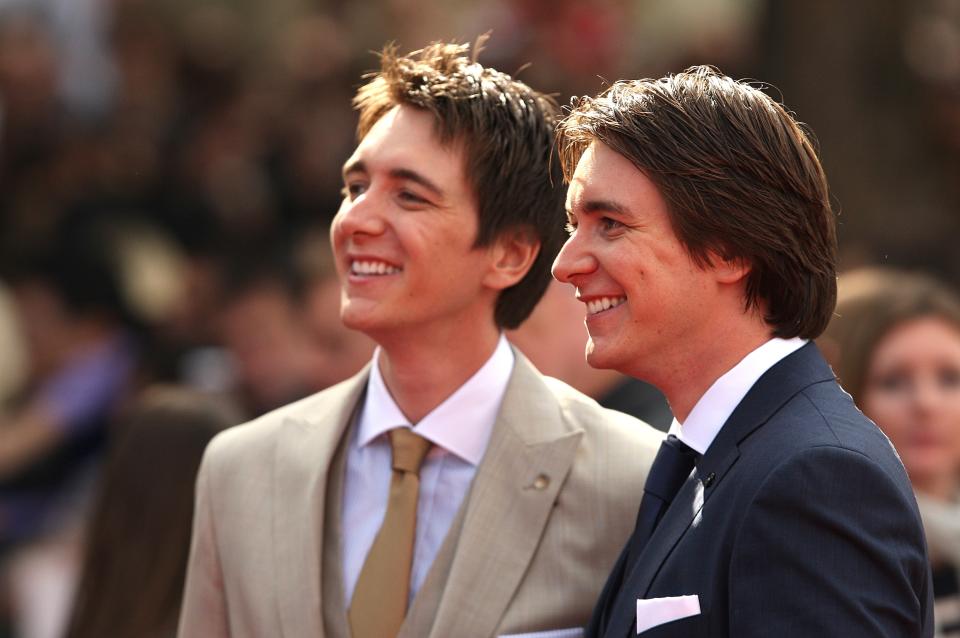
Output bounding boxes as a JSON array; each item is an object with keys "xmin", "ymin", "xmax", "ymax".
[{"xmin": 178, "ymin": 350, "xmax": 661, "ymax": 638}]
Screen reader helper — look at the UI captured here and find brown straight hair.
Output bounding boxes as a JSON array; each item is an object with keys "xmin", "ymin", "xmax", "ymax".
[
  {"xmin": 558, "ymin": 65, "xmax": 838, "ymax": 339},
  {"xmin": 352, "ymin": 39, "xmax": 566, "ymax": 329},
  {"xmin": 65, "ymin": 387, "xmax": 239, "ymax": 638}
]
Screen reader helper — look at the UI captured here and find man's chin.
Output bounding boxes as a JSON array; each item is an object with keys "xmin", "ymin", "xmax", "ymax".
[
  {"xmin": 340, "ymin": 306, "xmax": 378, "ymax": 335},
  {"xmin": 584, "ymin": 338, "xmax": 623, "ymax": 371}
]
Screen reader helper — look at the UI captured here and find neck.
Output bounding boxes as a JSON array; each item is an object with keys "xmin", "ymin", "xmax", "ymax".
[
  {"xmin": 575, "ymin": 368, "xmax": 631, "ymax": 400},
  {"xmin": 654, "ymin": 318, "xmax": 772, "ymax": 423},
  {"xmin": 377, "ymin": 323, "xmax": 501, "ymax": 424}
]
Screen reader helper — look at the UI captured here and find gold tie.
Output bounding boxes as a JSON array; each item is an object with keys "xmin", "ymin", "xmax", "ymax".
[{"xmin": 349, "ymin": 428, "xmax": 432, "ymax": 638}]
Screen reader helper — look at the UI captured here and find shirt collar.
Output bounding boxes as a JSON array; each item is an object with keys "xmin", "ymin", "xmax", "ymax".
[
  {"xmin": 357, "ymin": 334, "xmax": 515, "ymax": 466},
  {"xmin": 669, "ymin": 337, "xmax": 807, "ymax": 455}
]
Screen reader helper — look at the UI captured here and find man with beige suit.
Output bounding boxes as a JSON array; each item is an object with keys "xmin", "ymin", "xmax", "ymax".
[{"xmin": 178, "ymin": 40, "xmax": 661, "ymax": 638}]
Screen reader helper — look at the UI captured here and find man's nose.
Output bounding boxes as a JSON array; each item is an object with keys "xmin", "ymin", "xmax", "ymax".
[
  {"xmin": 552, "ymin": 233, "xmax": 596, "ymax": 284},
  {"xmin": 334, "ymin": 190, "xmax": 386, "ymax": 238}
]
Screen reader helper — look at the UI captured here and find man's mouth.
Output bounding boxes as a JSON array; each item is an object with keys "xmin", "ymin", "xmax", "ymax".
[
  {"xmin": 350, "ymin": 259, "xmax": 402, "ymax": 276},
  {"xmin": 586, "ymin": 296, "xmax": 627, "ymax": 315}
]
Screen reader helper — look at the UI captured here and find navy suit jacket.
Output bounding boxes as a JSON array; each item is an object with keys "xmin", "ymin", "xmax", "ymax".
[{"xmin": 589, "ymin": 343, "xmax": 934, "ymax": 637}]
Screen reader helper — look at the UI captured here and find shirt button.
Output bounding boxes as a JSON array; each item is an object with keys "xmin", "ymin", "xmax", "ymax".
[{"xmin": 533, "ymin": 474, "xmax": 550, "ymax": 490}]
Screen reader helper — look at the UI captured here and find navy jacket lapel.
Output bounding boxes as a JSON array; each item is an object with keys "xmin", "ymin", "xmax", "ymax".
[
  {"xmin": 699, "ymin": 343, "xmax": 835, "ymax": 474},
  {"xmin": 606, "ymin": 343, "xmax": 835, "ymax": 637}
]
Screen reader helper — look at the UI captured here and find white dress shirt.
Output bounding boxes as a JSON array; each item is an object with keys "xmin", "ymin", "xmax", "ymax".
[
  {"xmin": 341, "ymin": 335, "xmax": 514, "ymax": 606},
  {"xmin": 668, "ymin": 337, "xmax": 807, "ymax": 455}
]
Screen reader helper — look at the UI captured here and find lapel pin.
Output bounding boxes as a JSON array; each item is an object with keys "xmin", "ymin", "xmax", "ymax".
[{"xmin": 531, "ymin": 474, "xmax": 550, "ymax": 490}]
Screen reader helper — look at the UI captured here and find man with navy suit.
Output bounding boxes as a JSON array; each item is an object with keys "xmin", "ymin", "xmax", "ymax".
[{"xmin": 552, "ymin": 65, "xmax": 934, "ymax": 637}]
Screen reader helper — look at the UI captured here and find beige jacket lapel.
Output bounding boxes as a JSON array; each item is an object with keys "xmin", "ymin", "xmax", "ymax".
[
  {"xmin": 321, "ymin": 408, "xmax": 356, "ymax": 638},
  {"xmin": 427, "ymin": 351, "xmax": 584, "ymax": 638},
  {"xmin": 272, "ymin": 366, "xmax": 370, "ymax": 638}
]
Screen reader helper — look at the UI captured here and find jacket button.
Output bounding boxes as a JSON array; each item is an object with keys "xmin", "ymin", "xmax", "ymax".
[{"xmin": 703, "ymin": 472, "xmax": 716, "ymax": 488}]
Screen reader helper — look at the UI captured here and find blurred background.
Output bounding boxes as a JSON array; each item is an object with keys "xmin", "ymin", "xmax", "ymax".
[{"xmin": 0, "ymin": 0, "xmax": 957, "ymax": 636}]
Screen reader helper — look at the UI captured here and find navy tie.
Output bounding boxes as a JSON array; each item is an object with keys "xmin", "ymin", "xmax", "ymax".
[
  {"xmin": 628, "ymin": 434, "xmax": 699, "ymax": 560},
  {"xmin": 584, "ymin": 435, "xmax": 700, "ymax": 638}
]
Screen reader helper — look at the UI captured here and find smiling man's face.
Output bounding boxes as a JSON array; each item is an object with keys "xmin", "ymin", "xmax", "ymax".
[
  {"xmin": 552, "ymin": 141, "xmax": 724, "ymax": 380},
  {"xmin": 331, "ymin": 105, "xmax": 499, "ymax": 343}
]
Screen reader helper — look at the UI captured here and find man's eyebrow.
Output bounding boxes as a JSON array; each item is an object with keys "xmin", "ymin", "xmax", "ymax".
[
  {"xmin": 342, "ymin": 158, "xmax": 365, "ymax": 178},
  {"xmin": 389, "ymin": 168, "xmax": 445, "ymax": 198},
  {"xmin": 581, "ymin": 199, "xmax": 629, "ymax": 215},
  {"xmin": 341, "ymin": 160, "xmax": 445, "ymax": 198}
]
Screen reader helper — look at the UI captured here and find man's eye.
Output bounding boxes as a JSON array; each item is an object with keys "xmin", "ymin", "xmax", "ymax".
[
  {"xmin": 600, "ymin": 217, "xmax": 623, "ymax": 231},
  {"xmin": 398, "ymin": 190, "xmax": 427, "ymax": 204},
  {"xmin": 341, "ymin": 183, "xmax": 366, "ymax": 199}
]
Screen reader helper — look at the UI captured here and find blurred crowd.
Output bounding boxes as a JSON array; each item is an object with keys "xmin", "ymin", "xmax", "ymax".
[
  {"xmin": 0, "ymin": 1, "xmax": 369, "ymax": 635},
  {"xmin": 0, "ymin": 0, "xmax": 958, "ymax": 636}
]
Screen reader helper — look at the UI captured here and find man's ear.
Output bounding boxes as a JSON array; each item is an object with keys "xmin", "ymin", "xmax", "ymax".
[
  {"xmin": 709, "ymin": 251, "xmax": 751, "ymax": 285},
  {"xmin": 483, "ymin": 227, "xmax": 541, "ymax": 291}
]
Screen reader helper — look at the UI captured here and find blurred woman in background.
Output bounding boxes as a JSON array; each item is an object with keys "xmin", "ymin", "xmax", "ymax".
[
  {"xmin": 822, "ymin": 267, "xmax": 960, "ymax": 638},
  {"xmin": 65, "ymin": 386, "xmax": 237, "ymax": 638}
]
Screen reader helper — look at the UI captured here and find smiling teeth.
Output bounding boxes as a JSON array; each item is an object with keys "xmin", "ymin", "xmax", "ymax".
[
  {"xmin": 351, "ymin": 260, "xmax": 401, "ymax": 275},
  {"xmin": 586, "ymin": 296, "xmax": 626, "ymax": 315}
]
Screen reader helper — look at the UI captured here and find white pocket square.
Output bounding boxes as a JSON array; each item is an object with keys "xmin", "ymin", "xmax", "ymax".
[
  {"xmin": 636, "ymin": 595, "xmax": 701, "ymax": 634},
  {"xmin": 498, "ymin": 628, "xmax": 583, "ymax": 638}
]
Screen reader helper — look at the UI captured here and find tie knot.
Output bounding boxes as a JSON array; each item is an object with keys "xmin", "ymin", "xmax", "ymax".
[
  {"xmin": 665, "ymin": 434, "xmax": 698, "ymax": 459},
  {"xmin": 643, "ymin": 434, "xmax": 700, "ymax": 502},
  {"xmin": 389, "ymin": 428, "xmax": 432, "ymax": 475}
]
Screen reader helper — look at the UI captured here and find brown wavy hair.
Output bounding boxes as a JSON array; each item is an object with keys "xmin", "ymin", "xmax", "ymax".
[
  {"xmin": 353, "ymin": 38, "xmax": 566, "ymax": 329},
  {"xmin": 557, "ymin": 65, "xmax": 838, "ymax": 339}
]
